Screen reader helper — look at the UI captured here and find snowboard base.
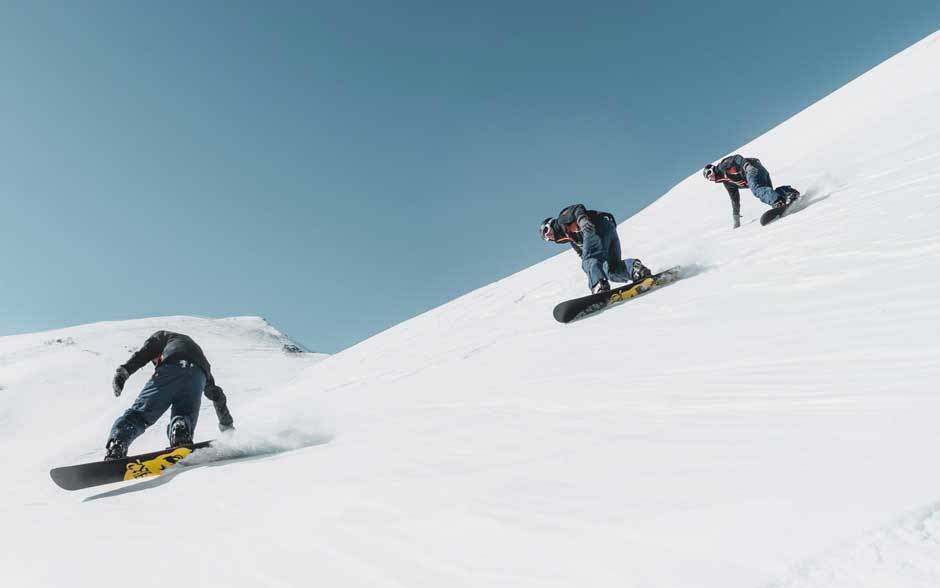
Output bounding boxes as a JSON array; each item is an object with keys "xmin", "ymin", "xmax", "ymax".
[
  {"xmin": 553, "ymin": 266, "xmax": 681, "ymax": 323},
  {"xmin": 50, "ymin": 440, "xmax": 213, "ymax": 491}
]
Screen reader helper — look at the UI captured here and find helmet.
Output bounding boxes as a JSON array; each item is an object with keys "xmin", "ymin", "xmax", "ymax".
[
  {"xmin": 540, "ymin": 217, "xmax": 556, "ymax": 241},
  {"xmin": 703, "ymin": 164, "xmax": 718, "ymax": 181}
]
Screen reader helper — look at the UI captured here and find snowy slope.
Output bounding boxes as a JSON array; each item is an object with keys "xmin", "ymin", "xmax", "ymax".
[
  {"xmin": 0, "ymin": 316, "xmax": 327, "ymax": 505},
  {"xmin": 5, "ymin": 31, "xmax": 940, "ymax": 588}
]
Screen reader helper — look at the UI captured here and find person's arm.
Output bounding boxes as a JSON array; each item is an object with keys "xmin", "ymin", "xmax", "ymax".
[
  {"xmin": 112, "ymin": 331, "xmax": 170, "ymax": 396},
  {"xmin": 723, "ymin": 183, "xmax": 742, "ymax": 228},
  {"xmin": 204, "ymin": 380, "xmax": 235, "ymax": 432},
  {"xmin": 569, "ymin": 242, "xmax": 583, "ymax": 257},
  {"xmin": 122, "ymin": 331, "xmax": 170, "ymax": 375}
]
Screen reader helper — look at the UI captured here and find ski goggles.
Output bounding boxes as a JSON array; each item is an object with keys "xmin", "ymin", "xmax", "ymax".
[{"xmin": 540, "ymin": 218, "xmax": 555, "ymax": 241}]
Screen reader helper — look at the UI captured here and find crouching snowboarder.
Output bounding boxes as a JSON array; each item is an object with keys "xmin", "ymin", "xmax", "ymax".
[
  {"xmin": 540, "ymin": 203, "xmax": 652, "ymax": 294},
  {"xmin": 703, "ymin": 154, "xmax": 800, "ymax": 228},
  {"xmin": 105, "ymin": 330, "xmax": 235, "ymax": 460}
]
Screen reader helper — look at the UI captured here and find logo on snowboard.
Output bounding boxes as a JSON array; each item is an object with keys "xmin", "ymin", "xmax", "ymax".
[{"xmin": 123, "ymin": 447, "xmax": 194, "ymax": 480}]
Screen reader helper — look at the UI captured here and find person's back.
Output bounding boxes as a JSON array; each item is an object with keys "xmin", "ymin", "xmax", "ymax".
[{"xmin": 122, "ymin": 331, "xmax": 212, "ymax": 380}]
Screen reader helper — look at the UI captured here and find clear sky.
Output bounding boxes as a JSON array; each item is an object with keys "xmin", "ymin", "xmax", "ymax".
[{"xmin": 2, "ymin": 1, "xmax": 938, "ymax": 352}]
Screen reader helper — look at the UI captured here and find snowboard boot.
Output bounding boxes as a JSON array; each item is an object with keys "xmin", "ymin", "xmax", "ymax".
[
  {"xmin": 167, "ymin": 417, "xmax": 193, "ymax": 448},
  {"xmin": 775, "ymin": 185, "xmax": 800, "ymax": 206},
  {"xmin": 630, "ymin": 259, "xmax": 652, "ymax": 282},
  {"xmin": 592, "ymin": 279, "xmax": 610, "ymax": 294},
  {"xmin": 104, "ymin": 438, "xmax": 128, "ymax": 461}
]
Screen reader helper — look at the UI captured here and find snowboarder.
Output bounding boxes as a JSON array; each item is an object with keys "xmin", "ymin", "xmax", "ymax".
[
  {"xmin": 540, "ymin": 203, "xmax": 652, "ymax": 294},
  {"xmin": 105, "ymin": 331, "xmax": 234, "ymax": 460},
  {"xmin": 703, "ymin": 154, "xmax": 800, "ymax": 228}
]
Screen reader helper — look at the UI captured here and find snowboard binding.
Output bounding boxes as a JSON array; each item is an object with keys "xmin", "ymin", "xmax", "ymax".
[
  {"xmin": 104, "ymin": 438, "xmax": 128, "ymax": 461},
  {"xmin": 167, "ymin": 417, "xmax": 193, "ymax": 448}
]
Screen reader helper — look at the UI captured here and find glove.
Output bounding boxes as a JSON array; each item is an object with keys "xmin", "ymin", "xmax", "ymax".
[
  {"xmin": 214, "ymin": 400, "xmax": 235, "ymax": 432},
  {"xmin": 732, "ymin": 214, "xmax": 741, "ymax": 229},
  {"xmin": 112, "ymin": 367, "xmax": 129, "ymax": 397}
]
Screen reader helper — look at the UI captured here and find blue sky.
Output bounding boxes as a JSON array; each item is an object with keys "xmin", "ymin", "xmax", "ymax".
[{"xmin": 2, "ymin": 1, "xmax": 938, "ymax": 352}]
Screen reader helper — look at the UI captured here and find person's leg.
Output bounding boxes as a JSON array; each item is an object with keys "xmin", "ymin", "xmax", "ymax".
[
  {"xmin": 107, "ymin": 372, "xmax": 175, "ymax": 453},
  {"xmin": 580, "ymin": 220, "xmax": 613, "ymax": 290},
  {"xmin": 167, "ymin": 364, "xmax": 206, "ymax": 446},
  {"xmin": 775, "ymin": 185, "xmax": 800, "ymax": 203},
  {"xmin": 746, "ymin": 163, "xmax": 784, "ymax": 206},
  {"xmin": 602, "ymin": 220, "xmax": 639, "ymax": 283},
  {"xmin": 605, "ymin": 229, "xmax": 636, "ymax": 283},
  {"xmin": 598, "ymin": 218, "xmax": 651, "ymax": 284},
  {"xmin": 608, "ymin": 261, "xmax": 639, "ymax": 283},
  {"xmin": 605, "ymin": 223, "xmax": 625, "ymax": 273}
]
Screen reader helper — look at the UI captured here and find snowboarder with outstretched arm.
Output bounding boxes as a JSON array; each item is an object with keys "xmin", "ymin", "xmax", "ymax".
[
  {"xmin": 703, "ymin": 154, "xmax": 800, "ymax": 228},
  {"xmin": 540, "ymin": 203, "xmax": 652, "ymax": 294},
  {"xmin": 105, "ymin": 331, "xmax": 234, "ymax": 460}
]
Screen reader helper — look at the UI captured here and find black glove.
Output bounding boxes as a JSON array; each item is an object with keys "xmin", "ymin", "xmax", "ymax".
[
  {"xmin": 203, "ymin": 384, "xmax": 234, "ymax": 431},
  {"xmin": 214, "ymin": 401, "xmax": 235, "ymax": 432},
  {"xmin": 733, "ymin": 214, "xmax": 741, "ymax": 229},
  {"xmin": 112, "ymin": 367, "xmax": 129, "ymax": 397}
]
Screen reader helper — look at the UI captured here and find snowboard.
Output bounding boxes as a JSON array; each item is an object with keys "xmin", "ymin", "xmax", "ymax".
[
  {"xmin": 760, "ymin": 188, "xmax": 801, "ymax": 226},
  {"xmin": 50, "ymin": 440, "xmax": 213, "ymax": 491},
  {"xmin": 553, "ymin": 266, "xmax": 681, "ymax": 323}
]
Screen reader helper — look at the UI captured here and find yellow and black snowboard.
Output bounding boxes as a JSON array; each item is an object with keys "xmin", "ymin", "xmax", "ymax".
[
  {"xmin": 553, "ymin": 266, "xmax": 681, "ymax": 323},
  {"xmin": 50, "ymin": 441, "xmax": 213, "ymax": 491}
]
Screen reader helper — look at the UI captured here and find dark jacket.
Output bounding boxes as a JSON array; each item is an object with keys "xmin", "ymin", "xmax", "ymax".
[
  {"xmin": 552, "ymin": 204, "xmax": 615, "ymax": 257},
  {"xmin": 120, "ymin": 331, "xmax": 233, "ymax": 429},
  {"xmin": 122, "ymin": 331, "xmax": 216, "ymax": 390},
  {"xmin": 713, "ymin": 154, "xmax": 763, "ymax": 216}
]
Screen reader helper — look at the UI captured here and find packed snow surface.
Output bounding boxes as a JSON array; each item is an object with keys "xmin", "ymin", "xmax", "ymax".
[{"xmin": 4, "ymin": 31, "xmax": 940, "ymax": 588}]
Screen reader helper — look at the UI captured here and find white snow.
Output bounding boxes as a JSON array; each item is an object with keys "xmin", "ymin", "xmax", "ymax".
[{"xmin": 4, "ymin": 30, "xmax": 940, "ymax": 588}]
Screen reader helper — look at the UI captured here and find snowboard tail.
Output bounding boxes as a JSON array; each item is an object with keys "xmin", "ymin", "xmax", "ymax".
[
  {"xmin": 50, "ymin": 441, "xmax": 213, "ymax": 491},
  {"xmin": 553, "ymin": 266, "xmax": 681, "ymax": 323}
]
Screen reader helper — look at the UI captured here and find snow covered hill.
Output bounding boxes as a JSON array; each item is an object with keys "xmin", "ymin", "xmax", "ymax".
[
  {"xmin": 0, "ymin": 316, "xmax": 327, "ymax": 501},
  {"xmin": 4, "ymin": 31, "xmax": 940, "ymax": 588}
]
